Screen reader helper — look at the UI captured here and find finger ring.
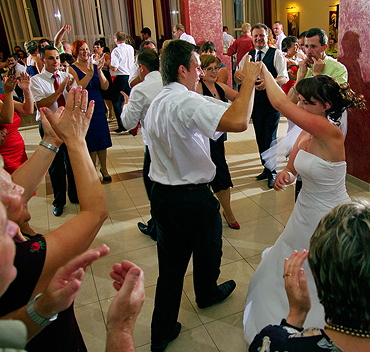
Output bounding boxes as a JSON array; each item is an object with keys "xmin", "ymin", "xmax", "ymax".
[
  {"xmin": 80, "ymin": 109, "xmax": 86, "ymax": 113},
  {"xmin": 283, "ymin": 273, "xmax": 292, "ymax": 278},
  {"xmin": 74, "ymin": 105, "xmax": 79, "ymax": 109}
]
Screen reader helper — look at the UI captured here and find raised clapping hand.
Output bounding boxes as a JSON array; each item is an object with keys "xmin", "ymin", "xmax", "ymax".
[
  {"xmin": 3, "ymin": 76, "xmax": 17, "ymax": 94},
  {"xmin": 40, "ymin": 86, "xmax": 94, "ymax": 143},
  {"xmin": 35, "ymin": 244, "xmax": 110, "ymax": 319},
  {"xmin": 106, "ymin": 260, "xmax": 145, "ymax": 334},
  {"xmin": 284, "ymin": 250, "xmax": 311, "ymax": 328},
  {"xmin": 17, "ymin": 72, "xmax": 31, "ymax": 92}
]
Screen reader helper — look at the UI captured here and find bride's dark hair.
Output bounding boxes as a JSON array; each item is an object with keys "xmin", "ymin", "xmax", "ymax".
[{"xmin": 296, "ymin": 75, "xmax": 366, "ymax": 123}]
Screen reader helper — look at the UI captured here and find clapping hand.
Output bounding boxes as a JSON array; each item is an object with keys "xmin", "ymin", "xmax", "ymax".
[
  {"xmin": 35, "ymin": 244, "xmax": 110, "ymax": 318},
  {"xmin": 3, "ymin": 76, "xmax": 17, "ymax": 94},
  {"xmin": 41, "ymin": 86, "xmax": 94, "ymax": 144},
  {"xmin": 17, "ymin": 72, "xmax": 31, "ymax": 92},
  {"xmin": 107, "ymin": 260, "xmax": 145, "ymax": 334},
  {"xmin": 284, "ymin": 250, "xmax": 311, "ymax": 328}
]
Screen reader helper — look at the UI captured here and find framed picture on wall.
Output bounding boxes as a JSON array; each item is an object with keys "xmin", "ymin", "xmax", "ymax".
[
  {"xmin": 287, "ymin": 12, "xmax": 299, "ymax": 37},
  {"xmin": 329, "ymin": 10, "xmax": 338, "ymax": 40}
]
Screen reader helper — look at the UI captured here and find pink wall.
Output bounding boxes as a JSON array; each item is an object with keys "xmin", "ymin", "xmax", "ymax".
[
  {"xmin": 180, "ymin": 0, "xmax": 232, "ymax": 86},
  {"xmin": 339, "ymin": 0, "xmax": 370, "ymax": 183}
]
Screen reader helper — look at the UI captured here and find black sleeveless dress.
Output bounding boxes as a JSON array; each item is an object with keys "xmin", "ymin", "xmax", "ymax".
[{"xmin": 200, "ymin": 80, "xmax": 233, "ymax": 193}]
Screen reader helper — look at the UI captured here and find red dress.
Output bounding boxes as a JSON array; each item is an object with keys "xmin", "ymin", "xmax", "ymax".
[{"xmin": 0, "ymin": 94, "xmax": 28, "ymax": 174}]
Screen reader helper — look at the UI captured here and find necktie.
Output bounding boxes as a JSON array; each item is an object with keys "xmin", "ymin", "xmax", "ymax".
[
  {"xmin": 256, "ymin": 50, "xmax": 262, "ymax": 62},
  {"xmin": 52, "ymin": 74, "xmax": 66, "ymax": 107}
]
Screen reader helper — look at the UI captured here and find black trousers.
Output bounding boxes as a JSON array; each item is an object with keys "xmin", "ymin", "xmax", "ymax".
[
  {"xmin": 38, "ymin": 122, "xmax": 78, "ymax": 207},
  {"xmin": 150, "ymin": 182, "xmax": 222, "ymax": 343},
  {"xmin": 252, "ymin": 106, "xmax": 280, "ymax": 176},
  {"xmin": 143, "ymin": 146, "xmax": 156, "ymax": 237},
  {"xmin": 112, "ymin": 75, "xmax": 130, "ymax": 130}
]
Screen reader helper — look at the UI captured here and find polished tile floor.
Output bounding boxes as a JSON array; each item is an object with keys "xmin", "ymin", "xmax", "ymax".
[{"xmin": 20, "ymin": 117, "xmax": 369, "ymax": 352}]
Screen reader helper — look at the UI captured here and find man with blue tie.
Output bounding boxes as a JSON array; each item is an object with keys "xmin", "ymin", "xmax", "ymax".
[{"xmin": 235, "ymin": 23, "xmax": 288, "ymax": 188}]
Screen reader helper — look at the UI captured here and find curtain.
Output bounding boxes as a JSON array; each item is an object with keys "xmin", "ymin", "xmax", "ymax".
[
  {"xmin": 133, "ymin": 0, "xmax": 143, "ymax": 37},
  {"xmin": 0, "ymin": 0, "xmax": 31, "ymax": 49},
  {"xmin": 100, "ymin": 0, "xmax": 130, "ymax": 48},
  {"xmin": 245, "ymin": 0, "xmax": 264, "ymax": 25},
  {"xmin": 36, "ymin": 0, "xmax": 101, "ymax": 47}
]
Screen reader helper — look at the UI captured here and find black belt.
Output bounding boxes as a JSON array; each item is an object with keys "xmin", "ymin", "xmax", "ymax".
[{"xmin": 154, "ymin": 182, "xmax": 209, "ymax": 190}]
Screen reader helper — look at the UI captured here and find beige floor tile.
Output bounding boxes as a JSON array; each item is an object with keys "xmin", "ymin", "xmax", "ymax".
[
  {"xmin": 205, "ymin": 312, "xmax": 248, "ymax": 352},
  {"xmin": 75, "ymin": 267, "xmax": 99, "ymax": 307},
  {"xmin": 92, "ymin": 246, "xmax": 159, "ymax": 300},
  {"xmin": 224, "ymin": 216, "xmax": 284, "ymax": 259},
  {"xmin": 75, "ymin": 301, "xmax": 106, "ymax": 352}
]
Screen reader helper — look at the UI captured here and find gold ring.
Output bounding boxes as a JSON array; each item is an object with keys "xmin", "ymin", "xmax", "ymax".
[
  {"xmin": 74, "ymin": 105, "xmax": 79, "ymax": 109},
  {"xmin": 283, "ymin": 273, "xmax": 292, "ymax": 278}
]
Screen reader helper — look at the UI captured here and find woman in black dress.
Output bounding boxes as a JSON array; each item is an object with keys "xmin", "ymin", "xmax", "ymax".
[{"xmin": 196, "ymin": 54, "xmax": 240, "ymax": 229}]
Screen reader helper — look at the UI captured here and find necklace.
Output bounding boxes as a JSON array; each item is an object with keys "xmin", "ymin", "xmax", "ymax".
[{"xmin": 325, "ymin": 322, "xmax": 370, "ymax": 338}]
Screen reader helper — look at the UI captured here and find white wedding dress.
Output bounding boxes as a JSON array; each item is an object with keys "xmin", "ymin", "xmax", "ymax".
[{"xmin": 243, "ymin": 149, "xmax": 351, "ymax": 344}]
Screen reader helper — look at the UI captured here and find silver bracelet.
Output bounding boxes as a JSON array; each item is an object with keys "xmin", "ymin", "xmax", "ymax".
[
  {"xmin": 39, "ymin": 140, "xmax": 59, "ymax": 153},
  {"xmin": 26, "ymin": 293, "xmax": 58, "ymax": 328}
]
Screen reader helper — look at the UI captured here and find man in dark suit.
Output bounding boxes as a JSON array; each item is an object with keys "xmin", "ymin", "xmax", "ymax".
[{"xmin": 234, "ymin": 23, "xmax": 288, "ymax": 188}]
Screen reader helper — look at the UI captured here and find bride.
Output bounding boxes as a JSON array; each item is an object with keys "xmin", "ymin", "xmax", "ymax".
[{"xmin": 243, "ymin": 62, "xmax": 365, "ymax": 344}]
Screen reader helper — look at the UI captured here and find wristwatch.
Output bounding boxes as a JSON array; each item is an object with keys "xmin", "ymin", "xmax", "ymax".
[{"xmin": 26, "ymin": 293, "xmax": 58, "ymax": 328}]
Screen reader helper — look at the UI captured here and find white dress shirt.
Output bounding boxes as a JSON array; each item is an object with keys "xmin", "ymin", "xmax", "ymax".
[
  {"xmin": 275, "ymin": 32, "xmax": 286, "ymax": 51},
  {"xmin": 179, "ymin": 32, "xmax": 196, "ymax": 45},
  {"xmin": 30, "ymin": 70, "xmax": 76, "ymax": 121},
  {"xmin": 223, "ymin": 32, "xmax": 234, "ymax": 49},
  {"xmin": 146, "ymin": 82, "xmax": 228, "ymax": 185},
  {"xmin": 238, "ymin": 46, "xmax": 288, "ymax": 83},
  {"xmin": 121, "ymin": 70, "xmax": 163, "ymax": 145},
  {"xmin": 110, "ymin": 42, "xmax": 135, "ymax": 75}
]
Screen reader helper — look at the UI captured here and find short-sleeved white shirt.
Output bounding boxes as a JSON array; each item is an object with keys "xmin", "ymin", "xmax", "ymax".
[
  {"xmin": 146, "ymin": 82, "xmax": 228, "ymax": 185},
  {"xmin": 30, "ymin": 69, "xmax": 76, "ymax": 121},
  {"xmin": 121, "ymin": 70, "xmax": 163, "ymax": 145},
  {"xmin": 110, "ymin": 42, "xmax": 135, "ymax": 76}
]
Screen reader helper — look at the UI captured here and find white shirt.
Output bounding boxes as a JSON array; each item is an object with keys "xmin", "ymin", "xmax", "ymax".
[
  {"xmin": 110, "ymin": 42, "xmax": 135, "ymax": 75},
  {"xmin": 179, "ymin": 32, "xmax": 196, "ymax": 45},
  {"xmin": 275, "ymin": 32, "xmax": 286, "ymax": 51},
  {"xmin": 14, "ymin": 62, "xmax": 26, "ymax": 77},
  {"xmin": 30, "ymin": 69, "xmax": 76, "ymax": 121},
  {"xmin": 223, "ymin": 32, "xmax": 234, "ymax": 49},
  {"xmin": 238, "ymin": 46, "xmax": 288, "ymax": 83},
  {"xmin": 121, "ymin": 71, "xmax": 163, "ymax": 145},
  {"xmin": 146, "ymin": 82, "xmax": 227, "ymax": 185}
]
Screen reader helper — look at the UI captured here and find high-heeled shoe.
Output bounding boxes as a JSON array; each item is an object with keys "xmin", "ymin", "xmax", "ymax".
[
  {"xmin": 223, "ymin": 212, "xmax": 240, "ymax": 230},
  {"xmin": 100, "ymin": 169, "xmax": 112, "ymax": 182}
]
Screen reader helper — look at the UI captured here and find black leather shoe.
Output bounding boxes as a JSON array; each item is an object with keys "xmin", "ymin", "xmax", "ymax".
[
  {"xmin": 267, "ymin": 178, "xmax": 275, "ymax": 189},
  {"xmin": 256, "ymin": 170, "xmax": 268, "ymax": 180},
  {"xmin": 151, "ymin": 322, "xmax": 181, "ymax": 352},
  {"xmin": 137, "ymin": 222, "xmax": 149, "ymax": 235},
  {"xmin": 197, "ymin": 280, "xmax": 236, "ymax": 309},
  {"xmin": 53, "ymin": 206, "xmax": 64, "ymax": 217},
  {"xmin": 267, "ymin": 173, "xmax": 276, "ymax": 189}
]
